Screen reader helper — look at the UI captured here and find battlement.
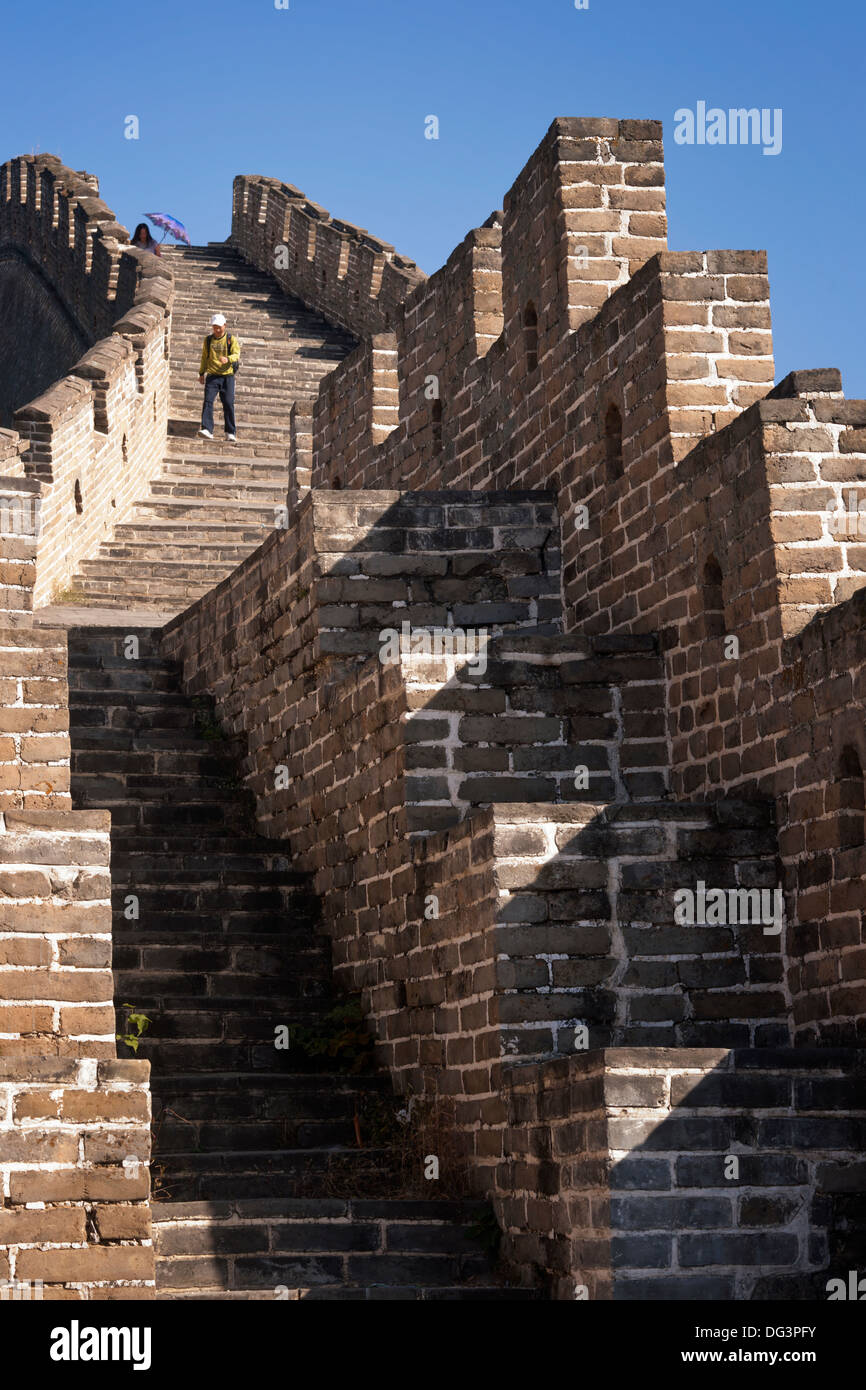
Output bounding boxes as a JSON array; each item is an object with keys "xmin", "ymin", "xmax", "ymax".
[
  {"xmin": 4, "ymin": 117, "xmax": 866, "ymax": 1301},
  {"xmin": 231, "ymin": 173, "xmax": 425, "ymax": 337},
  {"xmin": 0, "ymin": 155, "xmax": 127, "ymax": 339},
  {"xmin": 0, "ymin": 154, "xmax": 173, "ymax": 605}
]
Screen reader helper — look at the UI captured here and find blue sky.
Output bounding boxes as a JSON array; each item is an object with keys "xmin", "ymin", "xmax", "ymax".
[{"xmin": 1, "ymin": 0, "xmax": 863, "ymax": 394}]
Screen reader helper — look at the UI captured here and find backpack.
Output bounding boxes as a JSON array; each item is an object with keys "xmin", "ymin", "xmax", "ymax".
[{"xmin": 207, "ymin": 331, "xmax": 240, "ymax": 374}]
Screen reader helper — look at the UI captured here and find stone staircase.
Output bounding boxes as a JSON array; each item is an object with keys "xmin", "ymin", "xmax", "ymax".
[
  {"xmin": 61, "ymin": 244, "xmax": 354, "ymax": 617},
  {"xmin": 152, "ymin": 1199, "xmax": 525, "ymax": 1301},
  {"xmin": 67, "ymin": 627, "xmax": 528, "ymax": 1299}
]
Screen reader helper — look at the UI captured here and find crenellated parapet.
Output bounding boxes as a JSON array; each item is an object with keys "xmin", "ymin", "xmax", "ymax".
[
  {"xmin": 0, "ymin": 153, "xmax": 173, "ymax": 604},
  {"xmin": 231, "ymin": 173, "xmax": 424, "ymax": 337},
  {"xmin": 1, "ymin": 155, "xmax": 127, "ymax": 339}
]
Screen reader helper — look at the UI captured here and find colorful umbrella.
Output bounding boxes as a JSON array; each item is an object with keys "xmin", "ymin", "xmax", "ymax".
[{"xmin": 145, "ymin": 212, "xmax": 191, "ymax": 246}]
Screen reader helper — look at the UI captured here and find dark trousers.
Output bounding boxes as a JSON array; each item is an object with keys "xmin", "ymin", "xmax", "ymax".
[{"xmin": 202, "ymin": 373, "xmax": 236, "ymax": 434}]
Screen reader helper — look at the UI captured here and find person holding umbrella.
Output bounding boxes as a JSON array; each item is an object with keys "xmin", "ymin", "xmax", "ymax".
[
  {"xmin": 144, "ymin": 211, "xmax": 191, "ymax": 247},
  {"xmin": 131, "ymin": 223, "xmax": 161, "ymax": 256},
  {"xmin": 199, "ymin": 313, "xmax": 240, "ymax": 443}
]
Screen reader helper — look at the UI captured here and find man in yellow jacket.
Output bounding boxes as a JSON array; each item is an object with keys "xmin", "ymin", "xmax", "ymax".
[{"xmin": 199, "ymin": 312, "xmax": 241, "ymax": 442}]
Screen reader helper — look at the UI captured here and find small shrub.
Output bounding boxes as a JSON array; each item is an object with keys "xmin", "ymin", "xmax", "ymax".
[
  {"xmin": 116, "ymin": 1003, "xmax": 152, "ymax": 1054},
  {"xmin": 292, "ymin": 997, "xmax": 376, "ymax": 1074}
]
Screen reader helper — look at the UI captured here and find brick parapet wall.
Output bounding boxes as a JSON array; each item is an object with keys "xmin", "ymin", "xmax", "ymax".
[
  {"xmin": 561, "ymin": 365, "xmax": 866, "ymax": 1044},
  {"xmin": 490, "ymin": 801, "xmax": 789, "ymax": 1057},
  {"xmin": 230, "ymin": 174, "xmax": 423, "ymax": 338},
  {"xmin": 1, "ymin": 156, "xmax": 125, "ymax": 340},
  {"xmin": 0, "ymin": 1057, "xmax": 154, "ymax": 1299},
  {"xmin": 0, "ymin": 627, "xmax": 70, "ymax": 814},
  {"xmin": 313, "ymin": 334, "xmax": 399, "ymax": 490},
  {"xmin": 0, "ymin": 475, "xmax": 42, "ymax": 617},
  {"xmin": 307, "ymin": 245, "xmax": 771, "ymax": 532},
  {"xmin": 400, "ymin": 631, "xmax": 668, "ymax": 831},
  {"xmin": 1, "ymin": 153, "xmax": 173, "ymax": 606},
  {"xmin": 160, "ymin": 488, "xmax": 564, "ymax": 818},
  {"xmin": 0, "ymin": 532, "xmax": 153, "ymax": 1295},
  {"xmin": 0, "ymin": 810, "xmax": 116, "ymax": 1053},
  {"xmin": 657, "ymin": 372, "xmax": 866, "ymax": 803},
  {"xmin": 726, "ymin": 583, "xmax": 866, "ymax": 1045},
  {"xmin": 495, "ymin": 1048, "xmax": 866, "ymax": 1300}
]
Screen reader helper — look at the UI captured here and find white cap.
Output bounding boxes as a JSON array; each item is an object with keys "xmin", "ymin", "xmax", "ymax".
[{"xmin": 211, "ymin": 313, "xmax": 226, "ymax": 326}]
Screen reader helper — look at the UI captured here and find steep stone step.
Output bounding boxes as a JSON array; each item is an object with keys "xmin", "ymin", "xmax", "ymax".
[
  {"xmin": 131, "ymin": 495, "xmax": 278, "ymax": 521},
  {"xmin": 159, "ymin": 458, "xmax": 289, "ymax": 483},
  {"xmin": 148, "ymin": 1147, "xmax": 395, "ymax": 1203},
  {"xmin": 167, "ymin": 418, "xmax": 293, "ymax": 444},
  {"xmin": 77, "ymin": 558, "xmax": 255, "ymax": 584},
  {"xmin": 164, "ymin": 438, "xmax": 289, "ymax": 461},
  {"xmin": 66, "ymin": 627, "xmax": 440, "ymax": 1293},
  {"xmin": 151, "ymin": 1198, "xmax": 530, "ymax": 1299},
  {"xmin": 147, "ymin": 477, "xmax": 284, "ymax": 501},
  {"xmin": 52, "ymin": 242, "xmax": 354, "ymax": 619}
]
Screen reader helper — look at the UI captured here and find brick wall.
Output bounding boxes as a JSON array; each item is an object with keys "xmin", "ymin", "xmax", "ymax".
[
  {"xmin": 160, "ymin": 488, "xmax": 563, "ymax": 823},
  {"xmin": 0, "ymin": 627, "xmax": 69, "ymax": 814},
  {"xmin": 0, "ymin": 516, "xmax": 153, "ymax": 1296},
  {"xmin": 0, "ymin": 811, "xmax": 115, "ymax": 1052},
  {"xmin": 231, "ymin": 174, "xmax": 423, "ymax": 338},
  {"xmin": 0, "ymin": 248, "xmax": 87, "ymax": 429},
  {"xmin": 495, "ymin": 1048, "xmax": 866, "ymax": 1300},
  {"xmin": 489, "ymin": 802, "xmax": 788, "ymax": 1055},
  {"xmin": 313, "ymin": 335, "xmax": 399, "ymax": 490},
  {"xmin": 0, "ymin": 1058, "xmax": 152, "ymax": 1299},
  {"xmin": 160, "ymin": 481, "xmax": 796, "ymax": 1200},
  {"xmin": 733, "ymin": 584, "xmax": 866, "ymax": 1046},
  {"xmin": 1, "ymin": 154, "xmax": 172, "ymax": 606},
  {"xmin": 0, "ymin": 467, "xmax": 41, "ymax": 618},
  {"xmin": 302, "ymin": 120, "xmax": 682, "ymax": 499}
]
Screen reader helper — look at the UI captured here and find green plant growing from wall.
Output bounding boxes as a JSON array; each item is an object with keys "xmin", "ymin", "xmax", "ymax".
[
  {"xmin": 292, "ymin": 997, "xmax": 375, "ymax": 1073},
  {"xmin": 192, "ymin": 697, "xmax": 226, "ymax": 742},
  {"xmin": 116, "ymin": 1003, "xmax": 152, "ymax": 1054}
]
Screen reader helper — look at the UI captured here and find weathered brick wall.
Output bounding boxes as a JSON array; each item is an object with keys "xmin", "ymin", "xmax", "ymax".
[
  {"xmin": 0, "ymin": 1058, "xmax": 152, "ymax": 1299},
  {"xmin": 231, "ymin": 174, "xmax": 423, "ymax": 338},
  {"xmin": 0, "ymin": 156, "xmax": 125, "ymax": 344},
  {"xmin": 0, "ymin": 534, "xmax": 153, "ymax": 1296},
  {"xmin": 1, "ymin": 154, "xmax": 172, "ymax": 606},
  {"xmin": 0, "ymin": 467, "xmax": 41, "ymax": 618},
  {"xmin": 567, "ymin": 366, "xmax": 866, "ymax": 1044},
  {"xmin": 160, "ymin": 482, "xmax": 794, "ymax": 1207},
  {"xmin": 278, "ymin": 784, "xmax": 787, "ymax": 1200},
  {"xmin": 0, "ymin": 249, "xmax": 88, "ymax": 430},
  {"xmin": 495, "ymin": 1048, "xmax": 866, "ymax": 1301},
  {"xmin": 313, "ymin": 335, "xmax": 399, "ymax": 490},
  {"xmin": 727, "ymin": 584, "xmax": 866, "ymax": 1045},
  {"xmin": 160, "ymin": 489, "xmax": 563, "ymax": 824},
  {"xmin": 400, "ymin": 632, "xmax": 667, "ymax": 831},
  {"xmin": 0, "ymin": 627, "xmax": 69, "ymax": 814},
  {"xmin": 490, "ymin": 802, "xmax": 788, "ymax": 1055},
  {"xmin": 303, "ymin": 120, "xmax": 684, "ymax": 500},
  {"xmin": 604, "ymin": 371, "xmax": 866, "ymax": 803},
  {"xmin": 0, "ymin": 811, "xmax": 115, "ymax": 1051}
]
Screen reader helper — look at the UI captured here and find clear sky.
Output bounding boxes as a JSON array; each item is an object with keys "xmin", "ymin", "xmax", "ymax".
[{"xmin": 1, "ymin": 0, "xmax": 863, "ymax": 394}]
